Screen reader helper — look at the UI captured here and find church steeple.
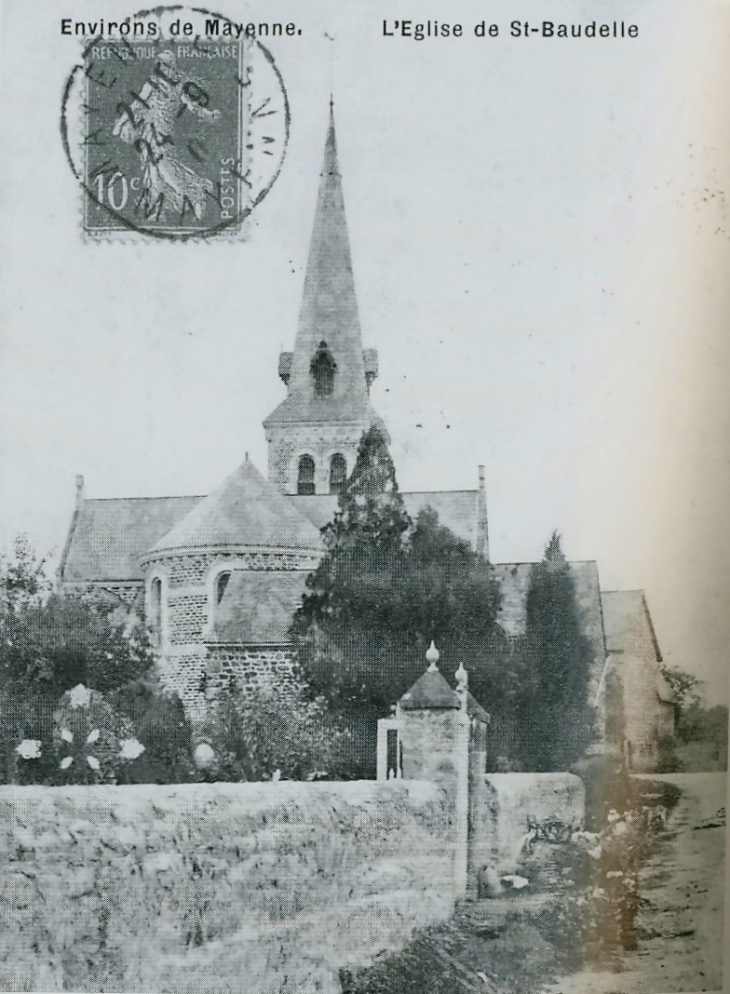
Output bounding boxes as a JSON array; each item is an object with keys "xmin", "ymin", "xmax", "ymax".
[{"xmin": 264, "ymin": 104, "xmax": 382, "ymax": 496}]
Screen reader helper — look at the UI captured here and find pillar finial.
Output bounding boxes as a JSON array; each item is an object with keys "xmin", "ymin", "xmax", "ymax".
[{"xmin": 426, "ymin": 640, "xmax": 439, "ymax": 671}]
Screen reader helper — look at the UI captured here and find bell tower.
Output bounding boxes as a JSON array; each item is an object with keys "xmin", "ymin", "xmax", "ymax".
[{"xmin": 263, "ymin": 102, "xmax": 383, "ymax": 496}]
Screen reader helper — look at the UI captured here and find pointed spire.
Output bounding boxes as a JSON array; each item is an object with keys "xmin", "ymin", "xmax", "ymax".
[{"xmin": 264, "ymin": 103, "xmax": 372, "ymax": 427}]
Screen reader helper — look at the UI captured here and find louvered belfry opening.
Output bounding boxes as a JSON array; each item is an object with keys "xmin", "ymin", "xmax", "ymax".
[{"xmin": 310, "ymin": 341, "xmax": 337, "ymax": 397}]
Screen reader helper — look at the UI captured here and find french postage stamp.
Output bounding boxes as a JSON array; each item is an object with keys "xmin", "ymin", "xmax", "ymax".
[{"xmin": 61, "ymin": 7, "xmax": 289, "ymax": 240}]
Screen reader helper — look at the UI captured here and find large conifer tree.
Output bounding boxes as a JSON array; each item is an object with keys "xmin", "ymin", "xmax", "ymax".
[
  {"xmin": 291, "ymin": 427, "xmax": 503, "ymax": 727},
  {"xmin": 514, "ymin": 531, "xmax": 595, "ymax": 770}
]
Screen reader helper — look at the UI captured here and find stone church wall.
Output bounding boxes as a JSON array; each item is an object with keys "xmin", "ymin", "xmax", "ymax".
[
  {"xmin": 0, "ymin": 780, "xmax": 454, "ymax": 993},
  {"xmin": 205, "ymin": 645, "xmax": 300, "ymax": 699}
]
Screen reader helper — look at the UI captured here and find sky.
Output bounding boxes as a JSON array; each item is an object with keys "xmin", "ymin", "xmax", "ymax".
[{"xmin": 1, "ymin": 0, "xmax": 729, "ymax": 702}]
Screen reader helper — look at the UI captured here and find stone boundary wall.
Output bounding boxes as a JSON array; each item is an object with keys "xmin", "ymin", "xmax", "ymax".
[{"xmin": 0, "ymin": 780, "xmax": 455, "ymax": 994}]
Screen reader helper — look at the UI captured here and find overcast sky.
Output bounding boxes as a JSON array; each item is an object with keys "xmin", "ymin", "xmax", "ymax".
[{"xmin": 2, "ymin": 0, "xmax": 729, "ymax": 702}]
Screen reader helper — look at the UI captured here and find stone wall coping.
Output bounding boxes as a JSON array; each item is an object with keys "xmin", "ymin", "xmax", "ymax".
[{"xmin": 0, "ymin": 779, "xmax": 444, "ymax": 809}]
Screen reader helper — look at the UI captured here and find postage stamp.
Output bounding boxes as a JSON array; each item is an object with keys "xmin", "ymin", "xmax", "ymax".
[{"xmin": 60, "ymin": 7, "xmax": 289, "ymax": 240}]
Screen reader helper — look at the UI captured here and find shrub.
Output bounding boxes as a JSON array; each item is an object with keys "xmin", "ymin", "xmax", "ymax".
[{"xmin": 199, "ymin": 683, "xmax": 350, "ymax": 782}]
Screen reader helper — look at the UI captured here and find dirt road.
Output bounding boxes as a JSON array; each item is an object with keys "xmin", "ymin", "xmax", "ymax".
[{"xmin": 545, "ymin": 772, "xmax": 726, "ymax": 994}]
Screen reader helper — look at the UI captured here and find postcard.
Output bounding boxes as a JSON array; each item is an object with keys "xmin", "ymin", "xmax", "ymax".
[{"xmin": 0, "ymin": 1, "xmax": 727, "ymax": 991}]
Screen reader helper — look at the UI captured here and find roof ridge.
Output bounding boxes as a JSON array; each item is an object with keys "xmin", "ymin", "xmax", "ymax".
[
  {"xmin": 494, "ymin": 559, "xmax": 598, "ymax": 567},
  {"xmin": 401, "ymin": 489, "xmax": 478, "ymax": 496},
  {"xmin": 84, "ymin": 494, "xmax": 206, "ymax": 503},
  {"xmin": 600, "ymin": 588, "xmax": 645, "ymax": 596}
]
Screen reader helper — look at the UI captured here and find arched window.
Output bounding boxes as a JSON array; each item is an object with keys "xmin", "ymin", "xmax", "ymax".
[
  {"xmin": 215, "ymin": 571, "xmax": 231, "ymax": 605},
  {"xmin": 149, "ymin": 577, "xmax": 162, "ymax": 648},
  {"xmin": 329, "ymin": 453, "xmax": 347, "ymax": 494},
  {"xmin": 297, "ymin": 454, "xmax": 316, "ymax": 495},
  {"xmin": 310, "ymin": 341, "xmax": 336, "ymax": 397}
]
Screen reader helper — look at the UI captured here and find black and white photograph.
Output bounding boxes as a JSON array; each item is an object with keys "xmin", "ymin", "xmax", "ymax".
[{"xmin": 0, "ymin": 1, "xmax": 728, "ymax": 991}]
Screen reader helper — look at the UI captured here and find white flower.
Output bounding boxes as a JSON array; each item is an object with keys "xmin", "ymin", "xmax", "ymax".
[
  {"xmin": 86, "ymin": 756, "xmax": 100, "ymax": 771},
  {"xmin": 60, "ymin": 756, "xmax": 73, "ymax": 770},
  {"xmin": 86, "ymin": 729, "xmax": 100, "ymax": 745},
  {"xmin": 193, "ymin": 742, "xmax": 215, "ymax": 768},
  {"xmin": 607, "ymin": 809, "xmax": 621, "ymax": 823},
  {"xmin": 60, "ymin": 728, "xmax": 73, "ymax": 744},
  {"xmin": 16, "ymin": 739, "xmax": 42, "ymax": 760},
  {"xmin": 119, "ymin": 738, "xmax": 145, "ymax": 760},
  {"xmin": 606, "ymin": 870, "xmax": 624, "ymax": 878},
  {"xmin": 68, "ymin": 684, "xmax": 91, "ymax": 709}
]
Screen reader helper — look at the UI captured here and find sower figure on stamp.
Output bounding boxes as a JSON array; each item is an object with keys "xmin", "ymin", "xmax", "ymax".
[{"xmin": 113, "ymin": 50, "xmax": 221, "ymax": 221}]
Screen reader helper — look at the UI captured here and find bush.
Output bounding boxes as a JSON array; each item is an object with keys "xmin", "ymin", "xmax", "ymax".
[
  {"xmin": 199, "ymin": 684, "xmax": 351, "ymax": 782},
  {"xmin": 110, "ymin": 678, "xmax": 196, "ymax": 784}
]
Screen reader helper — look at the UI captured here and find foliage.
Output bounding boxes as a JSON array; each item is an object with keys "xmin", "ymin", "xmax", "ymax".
[
  {"xmin": 199, "ymin": 682, "xmax": 350, "ymax": 782},
  {"xmin": 1, "ymin": 594, "xmax": 154, "ymax": 699},
  {"xmin": 292, "ymin": 427, "xmax": 503, "ymax": 719},
  {"xmin": 508, "ymin": 532, "xmax": 595, "ymax": 770},
  {"xmin": 660, "ymin": 664, "xmax": 702, "ymax": 715},
  {"xmin": 659, "ymin": 663, "xmax": 727, "ymax": 769},
  {"xmin": 110, "ymin": 676, "xmax": 196, "ymax": 784},
  {"xmin": 0, "ymin": 534, "xmax": 190, "ymax": 784},
  {"xmin": 51, "ymin": 685, "xmax": 136, "ymax": 784},
  {"xmin": 676, "ymin": 703, "xmax": 728, "ymax": 770},
  {"xmin": 0, "ymin": 534, "xmax": 51, "ymax": 613},
  {"xmin": 13, "ymin": 684, "xmax": 148, "ymax": 785}
]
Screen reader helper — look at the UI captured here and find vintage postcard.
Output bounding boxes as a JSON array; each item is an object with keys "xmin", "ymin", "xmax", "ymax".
[{"xmin": 0, "ymin": 0, "xmax": 728, "ymax": 991}]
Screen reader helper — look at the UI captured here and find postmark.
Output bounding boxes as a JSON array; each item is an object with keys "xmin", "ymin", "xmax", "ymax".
[{"xmin": 60, "ymin": 7, "xmax": 289, "ymax": 240}]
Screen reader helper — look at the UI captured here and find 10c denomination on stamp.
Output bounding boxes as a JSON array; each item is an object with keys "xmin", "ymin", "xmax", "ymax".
[{"xmin": 61, "ymin": 7, "xmax": 290, "ymax": 241}]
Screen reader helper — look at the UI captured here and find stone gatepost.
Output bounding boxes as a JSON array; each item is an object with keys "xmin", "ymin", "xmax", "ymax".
[{"xmin": 377, "ymin": 643, "xmax": 490, "ymax": 901}]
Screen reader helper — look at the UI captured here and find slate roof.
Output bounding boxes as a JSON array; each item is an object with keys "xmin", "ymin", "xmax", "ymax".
[
  {"xmin": 399, "ymin": 666, "xmax": 490, "ymax": 722},
  {"xmin": 211, "ymin": 571, "xmax": 309, "ymax": 644},
  {"xmin": 400, "ymin": 667, "xmax": 460, "ymax": 710},
  {"xmin": 59, "ymin": 495, "xmax": 203, "ymax": 583},
  {"xmin": 601, "ymin": 590, "xmax": 673, "ymax": 703},
  {"xmin": 147, "ymin": 458, "xmax": 324, "ymax": 556},
  {"xmin": 264, "ymin": 105, "xmax": 373, "ymax": 428},
  {"xmin": 59, "ymin": 486, "xmax": 486, "ymax": 584},
  {"xmin": 291, "ymin": 489, "xmax": 483, "ymax": 548}
]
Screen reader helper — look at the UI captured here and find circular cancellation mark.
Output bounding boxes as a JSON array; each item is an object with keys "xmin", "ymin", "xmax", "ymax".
[{"xmin": 60, "ymin": 6, "xmax": 290, "ymax": 241}]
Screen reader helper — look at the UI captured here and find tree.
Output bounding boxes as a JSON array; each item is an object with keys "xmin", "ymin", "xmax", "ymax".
[
  {"xmin": 659, "ymin": 665, "xmax": 702, "ymax": 716},
  {"xmin": 1, "ymin": 595, "xmax": 154, "ymax": 699},
  {"xmin": 511, "ymin": 531, "xmax": 595, "ymax": 771},
  {"xmin": 291, "ymin": 428, "xmax": 503, "ymax": 775},
  {"xmin": 0, "ymin": 533, "xmax": 51, "ymax": 614},
  {"xmin": 0, "ymin": 535, "xmax": 165, "ymax": 784}
]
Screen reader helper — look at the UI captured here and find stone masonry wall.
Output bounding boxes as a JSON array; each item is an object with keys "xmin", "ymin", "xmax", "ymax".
[
  {"xmin": 0, "ymin": 781, "xmax": 455, "ymax": 994},
  {"xmin": 206, "ymin": 645, "xmax": 301, "ymax": 699}
]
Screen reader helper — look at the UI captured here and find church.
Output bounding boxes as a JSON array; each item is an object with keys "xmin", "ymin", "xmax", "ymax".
[{"xmin": 57, "ymin": 105, "xmax": 674, "ymax": 772}]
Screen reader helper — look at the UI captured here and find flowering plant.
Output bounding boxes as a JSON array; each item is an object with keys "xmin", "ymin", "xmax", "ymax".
[
  {"xmin": 16, "ymin": 739, "xmax": 42, "ymax": 760},
  {"xmin": 52, "ymin": 684, "xmax": 135, "ymax": 784}
]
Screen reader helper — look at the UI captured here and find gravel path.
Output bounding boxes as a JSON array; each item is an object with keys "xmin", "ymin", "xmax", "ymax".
[{"xmin": 544, "ymin": 772, "xmax": 726, "ymax": 994}]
